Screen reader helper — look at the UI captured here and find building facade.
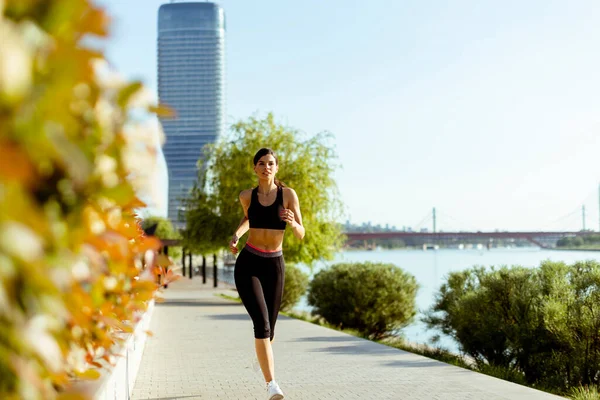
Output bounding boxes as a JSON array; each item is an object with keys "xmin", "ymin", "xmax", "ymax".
[{"xmin": 157, "ymin": 2, "xmax": 226, "ymax": 223}]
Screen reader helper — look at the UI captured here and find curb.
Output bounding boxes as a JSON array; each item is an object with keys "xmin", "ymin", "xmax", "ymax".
[{"xmin": 70, "ymin": 300, "xmax": 155, "ymax": 400}]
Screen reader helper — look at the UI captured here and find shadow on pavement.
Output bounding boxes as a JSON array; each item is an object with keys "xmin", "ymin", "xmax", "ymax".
[
  {"xmin": 311, "ymin": 342, "xmax": 455, "ymax": 368},
  {"xmin": 157, "ymin": 300, "xmax": 242, "ymax": 307},
  {"xmin": 207, "ymin": 314, "xmax": 250, "ymax": 320},
  {"xmin": 381, "ymin": 358, "xmax": 451, "ymax": 368},
  {"xmin": 313, "ymin": 344, "xmax": 394, "ymax": 355},
  {"xmin": 294, "ymin": 336, "xmax": 361, "ymax": 343}
]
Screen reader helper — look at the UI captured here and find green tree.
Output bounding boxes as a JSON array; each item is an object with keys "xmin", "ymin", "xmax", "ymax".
[
  {"xmin": 184, "ymin": 113, "xmax": 345, "ymax": 265},
  {"xmin": 141, "ymin": 215, "xmax": 179, "ymax": 240},
  {"xmin": 182, "ymin": 186, "xmax": 230, "ymax": 255},
  {"xmin": 583, "ymin": 234, "xmax": 600, "ymax": 246},
  {"xmin": 141, "ymin": 215, "xmax": 181, "ymax": 258},
  {"xmin": 557, "ymin": 236, "xmax": 586, "ymax": 248}
]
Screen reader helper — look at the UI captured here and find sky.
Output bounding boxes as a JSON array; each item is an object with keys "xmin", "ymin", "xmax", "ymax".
[{"xmin": 94, "ymin": 0, "xmax": 600, "ymax": 232}]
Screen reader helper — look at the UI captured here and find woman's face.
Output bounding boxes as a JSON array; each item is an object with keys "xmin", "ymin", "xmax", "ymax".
[{"xmin": 254, "ymin": 154, "xmax": 278, "ymax": 180}]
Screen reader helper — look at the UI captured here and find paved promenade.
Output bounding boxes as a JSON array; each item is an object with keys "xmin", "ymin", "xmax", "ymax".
[{"xmin": 131, "ymin": 276, "xmax": 565, "ymax": 400}]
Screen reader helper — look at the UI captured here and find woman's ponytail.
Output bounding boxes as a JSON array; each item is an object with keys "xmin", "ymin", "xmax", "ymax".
[{"xmin": 274, "ymin": 178, "xmax": 286, "ymax": 188}]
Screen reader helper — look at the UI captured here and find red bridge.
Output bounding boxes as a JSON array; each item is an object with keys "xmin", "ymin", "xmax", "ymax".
[{"xmin": 344, "ymin": 231, "xmax": 596, "ymax": 248}]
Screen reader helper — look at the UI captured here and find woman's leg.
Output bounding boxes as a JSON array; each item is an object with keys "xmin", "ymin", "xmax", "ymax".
[
  {"xmin": 263, "ymin": 256, "xmax": 285, "ymax": 342},
  {"xmin": 234, "ymin": 250, "xmax": 277, "ymax": 382},
  {"xmin": 255, "ymin": 338, "xmax": 275, "ymax": 382},
  {"xmin": 257, "ymin": 256, "xmax": 285, "ymax": 382}
]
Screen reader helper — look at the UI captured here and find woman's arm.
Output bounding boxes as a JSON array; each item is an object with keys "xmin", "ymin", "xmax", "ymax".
[
  {"xmin": 233, "ymin": 216, "xmax": 249, "ymax": 240},
  {"xmin": 229, "ymin": 190, "xmax": 252, "ymax": 254},
  {"xmin": 281, "ymin": 188, "xmax": 305, "ymax": 240}
]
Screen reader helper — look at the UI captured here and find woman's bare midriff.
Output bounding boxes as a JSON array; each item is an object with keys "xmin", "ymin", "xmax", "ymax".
[{"xmin": 247, "ymin": 228, "xmax": 285, "ymax": 251}]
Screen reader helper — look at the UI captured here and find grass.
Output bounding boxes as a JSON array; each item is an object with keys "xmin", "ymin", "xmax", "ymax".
[
  {"xmin": 218, "ymin": 293, "xmax": 242, "ymax": 303},
  {"xmin": 377, "ymin": 336, "xmax": 473, "ymax": 370},
  {"xmin": 569, "ymin": 385, "xmax": 600, "ymax": 400}
]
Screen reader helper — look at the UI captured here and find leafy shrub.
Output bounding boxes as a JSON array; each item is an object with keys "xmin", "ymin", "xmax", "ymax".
[
  {"xmin": 425, "ymin": 261, "xmax": 600, "ymax": 393},
  {"xmin": 424, "ymin": 266, "xmax": 542, "ymax": 369},
  {"xmin": 281, "ymin": 264, "xmax": 309, "ymax": 312},
  {"xmin": 307, "ymin": 262, "xmax": 418, "ymax": 339},
  {"xmin": 0, "ymin": 1, "xmax": 174, "ymax": 398}
]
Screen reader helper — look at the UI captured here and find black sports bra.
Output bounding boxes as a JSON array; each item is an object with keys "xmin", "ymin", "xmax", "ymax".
[{"xmin": 248, "ymin": 186, "xmax": 287, "ymax": 230}]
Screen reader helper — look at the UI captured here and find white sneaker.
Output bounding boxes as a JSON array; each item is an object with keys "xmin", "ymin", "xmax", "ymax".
[{"xmin": 266, "ymin": 380, "xmax": 284, "ymax": 400}]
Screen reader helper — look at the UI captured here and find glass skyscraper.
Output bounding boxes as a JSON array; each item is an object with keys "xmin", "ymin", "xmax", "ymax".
[{"xmin": 157, "ymin": 2, "xmax": 226, "ymax": 223}]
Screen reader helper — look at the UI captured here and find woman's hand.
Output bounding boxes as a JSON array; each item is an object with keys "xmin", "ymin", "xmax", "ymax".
[
  {"xmin": 279, "ymin": 209, "xmax": 296, "ymax": 226},
  {"xmin": 229, "ymin": 234, "xmax": 239, "ymax": 254}
]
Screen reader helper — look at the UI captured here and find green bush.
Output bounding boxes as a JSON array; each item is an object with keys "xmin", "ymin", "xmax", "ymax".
[
  {"xmin": 307, "ymin": 262, "xmax": 418, "ymax": 339},
  {"xmin": 424, "ymin": 266, "xmax": 544, "ymax": 370},
  {"xmin": 425, "ymin": 261, "xmax": 600, "ymax": 393},
  {"xmin": 281, "ymin": 264, "xmax": 309, "ymax": 312}
]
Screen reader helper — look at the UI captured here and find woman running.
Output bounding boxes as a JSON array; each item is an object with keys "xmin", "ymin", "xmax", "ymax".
[{"xmin": 229, "ymin": 147, "xmax": 305, "ymax": 400}]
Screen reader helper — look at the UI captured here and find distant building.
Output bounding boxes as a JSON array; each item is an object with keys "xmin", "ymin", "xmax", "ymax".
[{"xmin": 157, "ymin": 2, "xmax": 226, "ymax": 224}]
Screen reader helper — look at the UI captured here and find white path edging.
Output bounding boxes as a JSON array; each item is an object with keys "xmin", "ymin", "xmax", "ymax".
[
  {"xmin": 72, "ymin": 299, "xmax": 155, "ymax": 400},
  {"xmin": 98, "ymin": 299, "xmax": 155, "ymax": 400}
]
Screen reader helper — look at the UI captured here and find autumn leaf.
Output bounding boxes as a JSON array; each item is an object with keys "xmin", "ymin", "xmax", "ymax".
[
  {"xmin": 0, "ymin": 142, "xmax": 37, "ymax": 185},
  {"xmin": 74, "ymin": 369, "xmax": 101, "ymax": 380},
  {"xmin": 57, "ymin": 393, "xmax": 89, "ymax": 400},
  {"xmin": 156, "ymin": 253, "xmax": 172, "ymax": 267},
  {"xmin": 148, "ymin": 103, "xmax": 176, "ymax": 118},
  {"xmin": 117, "ymin": 82, "xmax": 143, "ymax": 108},
  {"xmin": 79, "ymin": 7, "xmax": 111, "ymax": 37}
]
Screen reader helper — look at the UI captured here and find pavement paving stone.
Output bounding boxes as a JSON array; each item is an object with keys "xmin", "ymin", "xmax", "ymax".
[{"xmin": 132, "ymin": 277, "xmax": 565, "ymax": 400}]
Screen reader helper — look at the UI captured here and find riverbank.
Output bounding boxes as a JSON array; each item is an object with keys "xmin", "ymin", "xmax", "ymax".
[{"xmin": 554, "ymin": 247, "xmax": 600, "ymax": 252}]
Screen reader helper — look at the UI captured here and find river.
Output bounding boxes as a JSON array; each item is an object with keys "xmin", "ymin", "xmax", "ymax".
[{"xmin": 292, "ymin": 247, "xmax": 600, "ymax": 353}]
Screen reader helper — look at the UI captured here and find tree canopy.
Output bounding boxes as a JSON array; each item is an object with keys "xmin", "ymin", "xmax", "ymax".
[
  {"xmin": 141, "ymin": 215, "xmax": 180, "ymax": 240},
  {"xmin": 141, "ymin": 215, "xmax": 181, "ymax": 257},
  {"xmin": 183, "ymin": 113, "xmax": 345, "ymax": 265}
]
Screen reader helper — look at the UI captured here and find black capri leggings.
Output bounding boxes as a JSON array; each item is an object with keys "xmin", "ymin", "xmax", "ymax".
[{"xmin": 234, "ymin": 244, "xmax": 285, "ymax": 341}]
